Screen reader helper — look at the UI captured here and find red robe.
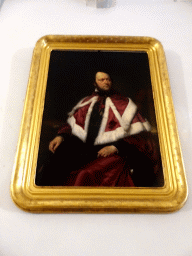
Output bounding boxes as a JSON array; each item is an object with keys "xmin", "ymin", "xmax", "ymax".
[
  {"xmin": 56, "ymin": 92, "xmax": 162, "ymax": 187},
  {"xmin": 58, "ymin": 92, "xmax": 151, "ymax": 144}
]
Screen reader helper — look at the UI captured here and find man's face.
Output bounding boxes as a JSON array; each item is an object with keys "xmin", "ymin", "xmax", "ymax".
[{"xmin": 95, "ymin": 72, "xmax": 112, "ymax": 91}]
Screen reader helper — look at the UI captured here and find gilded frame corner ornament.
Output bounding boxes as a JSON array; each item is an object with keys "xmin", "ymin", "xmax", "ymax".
[{"xmin": 11, "ymin": 35, "xmax": 187, "ymax": 213}]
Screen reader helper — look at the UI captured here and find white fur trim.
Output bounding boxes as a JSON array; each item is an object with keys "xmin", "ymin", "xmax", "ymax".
[
  {"xmin": 67, "ymin": 96, "xmax": 98, "ymax": 142},
  {"xmin": 94, "ymin": 121, "xmax": 151, "ymax": 145},
  {"xmin": 107, "ymin": 98, "xmax": 126, "ymax": 128},
  {"xmin": 84, "ymin": 97, "xmax": 98, "ymax": 132},
  {"xmin": 68, "ymin": 116, "xmax": 87, "ymax": 142},
  {"xmin": 94, "ymin": 97, "xmax": 137, "ymax": 145},
  {"xmin": 121, "ymin": 98, "xmax": 138, "ymax": 131},
  {"xmin": 68, "ymin": 96, "xmax": 98, "ymax": 117},
  {"xmin": 128, "ymin": 121, "xmax": 151, "ymax": 136},
  {"xmin": 143, "ymin": 120, "xmax": 151, "ymax": 131},
  {"xmin": 67, "ymin": 96, "xmax": 151, "ymax": 145},
  {"xmin": 95, "ymin": 127, "xmax": 127, "ymax": 145}
]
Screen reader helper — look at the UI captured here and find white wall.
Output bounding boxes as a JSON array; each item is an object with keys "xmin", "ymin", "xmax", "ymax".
[{"xmin": 0, "ymin": 1, "xmax": 192, "ymax": 255}]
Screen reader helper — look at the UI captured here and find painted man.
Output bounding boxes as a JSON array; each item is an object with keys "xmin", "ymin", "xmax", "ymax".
[{"xmin": 36, "ymin": 72, "xmax": 161, "ymax": 187}]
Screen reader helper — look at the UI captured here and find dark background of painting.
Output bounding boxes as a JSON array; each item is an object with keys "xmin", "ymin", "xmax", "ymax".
[
  {"xmin": 36, "ymin": 50, "xmax": 163, "ymax": 186},
  {"xmin": 43, "ymin": 50, "xmax": 155, "ymax": 124}
]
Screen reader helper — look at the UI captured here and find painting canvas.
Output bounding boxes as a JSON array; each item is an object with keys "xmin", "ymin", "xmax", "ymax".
[{"xmin": 35, "ymin": 50, "xmax": 163, "ymax": 188}]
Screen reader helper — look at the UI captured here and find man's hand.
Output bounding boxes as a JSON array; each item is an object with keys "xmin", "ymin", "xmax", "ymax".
[
  {"xmin": 97, "ymin": 145, "xmax": 118, "ymax": 158},
  {"xmin": 49, "ymin": 136, "xmax": 63, "ymax": 153}
]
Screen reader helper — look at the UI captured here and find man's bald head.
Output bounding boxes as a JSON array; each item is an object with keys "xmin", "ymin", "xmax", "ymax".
[{"xmin": 95, "ymin": 72, "xmax": 112, "ymax": 91}]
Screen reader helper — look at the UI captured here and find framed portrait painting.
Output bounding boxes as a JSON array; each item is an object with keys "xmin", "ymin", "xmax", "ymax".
[{"xmin": 11, "ymin": 35, "xmax": 187, "ymax": 213}]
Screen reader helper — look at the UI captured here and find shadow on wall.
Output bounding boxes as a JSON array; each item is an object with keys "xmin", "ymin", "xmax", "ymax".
[
  {"xmin": 86, "ymin": 0, "xmax": 116, "ymax": 8},
  {"xmin": 0, "ymin": 0, "xmax": 5, "ymax": 9}
]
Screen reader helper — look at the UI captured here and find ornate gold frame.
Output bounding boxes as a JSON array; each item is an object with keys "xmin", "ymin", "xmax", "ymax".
[{"xmin": 11, "ymin": 35, "xmax": 187, "ymax": 213}]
